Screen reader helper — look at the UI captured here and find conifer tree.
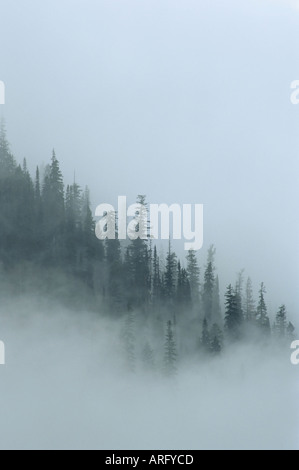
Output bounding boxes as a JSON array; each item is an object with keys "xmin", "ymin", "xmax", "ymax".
[
  {"xmin": 186, "ymin": 249, "xmax": 200, "ymax": 305},
  {"xmin": 274, "ymin": 305, "xmax": 287, "ymax": 339},
  {"xmin": 164, "ymin": 320, "xmax": 177, "ymax": 377},
  {"xmin": 202, "ymin": 245, "xmax": 216, "ymax": 324},
  {"xmin": 224, "ymin": 284, "xmax": 243, "ymax": 340},
  {"xmin": 256, "ymin": 283, "xmax": 271, "ymax": 335}
]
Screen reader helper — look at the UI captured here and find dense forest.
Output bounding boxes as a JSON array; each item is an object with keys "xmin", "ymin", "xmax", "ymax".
[{"xmin": 0, "ymin": 122, "xmax": 295, "ymax": 375}]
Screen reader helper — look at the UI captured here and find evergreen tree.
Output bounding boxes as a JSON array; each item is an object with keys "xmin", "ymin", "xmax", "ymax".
[
  {"xmin": 125, "ymin": 195, "xmax": 150, "ymax": 309},
  {"xmin": 105, "ymin": 211, "xmax": 123, "ymax": 314},
  {"xmin": 186, "ymin": 249, "xmax": 200, "ymax": 305},
  {"xmin": 164, "ymin": 320, "xmax": 177, "ymax": 377},
  {"xmin": 212, "ymin": 275, "xmax": 222, "ymax": 326},
  {"xmin": 235, "ymin": 270, "xmax": 244, "ymax": 322},
  {"xmin": 224, "ymin": 284, "xmax": 243, "ymax": 340},
  {"xmin": 0, "ymin": 120, "xmax": 16, "ymax": 175},
  {"xmin": 152, "ymin": 246, "xmax": 162, "ymax": 308},
  {"xmin": 201, "ymin": 317, "xmax": 210, "ymax": 352},
  {"xmin": 256, "ymin": 283, "xmax": 271, "ymax": 335},
  {"xmin": 164, "ymin": 240, "xmax": 177, "ymax": 303},
  {"xmin": 202, "ymin": 245, "xmax": 216, "ymax": 324},
  {"xmin": 42, "ymin": 150, "xmax": 65, "ymax": 264},
  {"xmin": 245, "ymin": 277, "xmax": 255, "ymax": 323},
  {"xmin": 274, "ymin": 305, "xmax": 287, "ymax": 339},
  {"xmin": 287, "ymin": 322, "xmax": 295, "ymax": 341},
  {"xmin": 177, "ymin": 262, "xmax": 191, "ymax": 308}
]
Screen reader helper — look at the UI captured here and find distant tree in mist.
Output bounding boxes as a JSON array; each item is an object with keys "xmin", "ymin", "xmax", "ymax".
[
  {"xmin": 245, "ymin": 277, "xmax": 255, "ymax": 323},
  {"xmin": 210, "ymin": 323, "xmax": 223, "ymax": 355},
  {"xmin": 164, "ymin": 320, "xmax": 177, "ymax": 377},
  {"xmin": 163, "ymin": 241, "xmax": 177, "ymax": 305},
  {"xmin": 224, "ymin": 284, "xmax": 243, "ymax": 340},
  {"xmin": 202, "ymin": 245, "xmax": 216, "ymax": 324},
  {"xmin": 274, "ymin": 305, "xmax": 287, "ymax": 339},
  {"xmin": 256, "ymin": 283, "xmax": 271, "ymax": 335},
  {"xmin": 201, "ymin": 318, "xmax": 210, "ymax": 353},
  {"xmin": 186, "ymin": 249, "xmax": 200, "ymax": 305},
  {"xmin": 177, "ymin": 262, "xmax": 191, "ymax": 309},
  {"xmin": 124, "ymin": 195, "xmax": 151, "ymax": 310},
  {"xmin": 152, "ymin": 246, "xmax": 162, "ymax": 309},
  {"xmin": 122, "ymin": 311, "xmax": 136, "ymax": 373},
  {"xmin": 286, "ymin": 321, "xmax": 295, "ymax": 341}
]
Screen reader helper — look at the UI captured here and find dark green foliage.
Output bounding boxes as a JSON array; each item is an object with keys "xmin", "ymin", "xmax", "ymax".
[
  {"xmin": 245, "ymin": 277, "xmax": 255, "ymax": 323},
  {"xmin": 210, "ymin": 323, "xmax": 223, "ymax": 354},
  {"xmin": 201, "ymin": 318, "xmax": 210, "ymax": 352},
  {"xmin": 177, "ymin": 262, "xmax": 191, "ymax": 308},
  {"xmin": 163, "ymin": 240, "xmax": 177, "ymax": 304}
]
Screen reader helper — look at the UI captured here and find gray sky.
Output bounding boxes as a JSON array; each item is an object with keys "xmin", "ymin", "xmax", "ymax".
[{"xmin": 0, "ymin": 0, "xmax": 298, "ymax": 316}]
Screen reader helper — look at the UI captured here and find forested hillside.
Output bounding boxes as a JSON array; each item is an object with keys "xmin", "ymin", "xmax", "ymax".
[{"xmin": 0, "ymin": 123, "xmax": 294, "ymax": 374}]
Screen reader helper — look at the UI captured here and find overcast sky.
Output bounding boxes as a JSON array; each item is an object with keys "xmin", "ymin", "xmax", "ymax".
[{"xmin": 0, "ymin": 0, "xmax": 298, "ymax": 316}]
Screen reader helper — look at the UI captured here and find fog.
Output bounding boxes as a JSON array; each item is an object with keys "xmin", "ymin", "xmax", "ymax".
[
  {"xmin": 0, "ymin": 0, "xmax": 298, "ymax": 451},
  {"xmin": 0, "ymin": 296, "xmax": 296, "ymax": 450}
]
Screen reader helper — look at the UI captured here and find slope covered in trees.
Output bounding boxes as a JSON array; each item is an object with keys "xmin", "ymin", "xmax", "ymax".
[{"xmin": 0, "ymin": 124, "xmax": 295, "ymax": 375}]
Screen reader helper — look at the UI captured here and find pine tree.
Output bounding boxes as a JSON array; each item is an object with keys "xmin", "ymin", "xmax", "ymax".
[
  {"xmin": 287, "ymin": 322, "xmax": 295, "ymax": 341},
  {"xmin": 186, "ymin": 249, "xmax": 200, "ymax": 305},
  {"xmin": 42, "ymin": 150, "xmax": 65, "ymax": 264},
  {"xmin": 164, "ymin": 240, "xmax": 177, "ymax": 303},
  {"xmin": 224, "ymin": 284, "xmax": 243, "ymax": 340},
  {"xmin": 256, "ymin": 283, "xmax": 271, "ymax": 335},
  {"xmin": 245, "ymin": 277, "xmax": 255, "ymax": 323},
  {"xmin": 105, "ymin": 211, "xmax": 124, "ymax": 314},
  {"xmin": 177, "ymin": 262, "xmax": 191, "ymax": 308},
  {"xmin": 0, "ymin": 120, "xmax": 16, "ymax": 175},
  {"xmin": 164, "ymin": 320, "xmax": 177, "ymax": 377},
  {"xmin": 274, "ymin": 305, "xmax": 287, "ymax": 339},
  {"xmin": 235, "ymin": 270, "xmax": 244, "ymax": 322},
  {"xmin": 202, "ymin": 245, "xmax": 216, "ymax": 324}
]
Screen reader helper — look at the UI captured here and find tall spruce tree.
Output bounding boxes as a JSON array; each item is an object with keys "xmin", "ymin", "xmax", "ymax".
[
  {"xmin": 202, "ymin": 245, "xmax": 216, "ymax": 324},
  {"xmin": 256, "ymin": 283, "xmax": 271, "ymax": 335},
  {"xmin": 164, "ymin": 320, "xmax": 177, "ymax": 377},
  {"xmin": 274, "ymin": 305, "xmax": 287, "ymax": 339},
  {"xmin": 224, "ymin": 284, "xmax": 243, "ymax": 340},
  {"xmin": 186, "ymin": 249, "xmax": 200, "ymax": 306},
  {"xmin": 245, "ymin": 277, "xmax": 255, "ymax": 323}
]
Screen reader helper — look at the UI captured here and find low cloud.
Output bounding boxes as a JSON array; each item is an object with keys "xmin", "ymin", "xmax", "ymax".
[{"xmin": 0, "ymin": 296, "xmax": 297, "ymax": 450}]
